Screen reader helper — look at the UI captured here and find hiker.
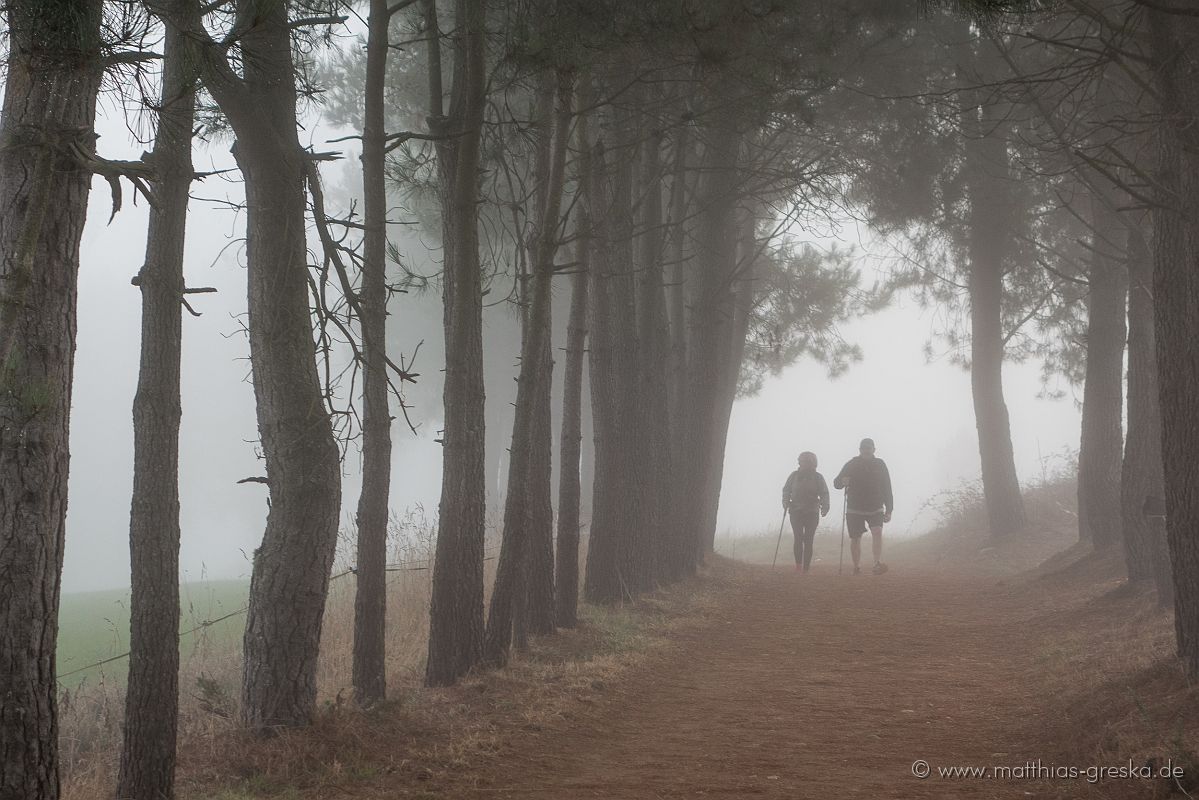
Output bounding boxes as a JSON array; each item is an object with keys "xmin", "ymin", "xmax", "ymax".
[
  {"xmin": 833, "ymin": 438, "xmax": 893, "ymax": 575},
  {"xmin": 781, "ymin": 451, "xmax": 830, "ymax": 573}
]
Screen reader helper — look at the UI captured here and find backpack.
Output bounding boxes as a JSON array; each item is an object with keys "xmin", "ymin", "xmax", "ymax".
[{"xmin": 788, "ymin": 470, "xmax": 822, "ymax": 509}]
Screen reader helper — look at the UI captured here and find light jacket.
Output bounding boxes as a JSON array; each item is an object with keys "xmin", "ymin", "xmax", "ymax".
[{"xmin": 783, "ymin": 468, "xmax": 830, "ymax": 515}]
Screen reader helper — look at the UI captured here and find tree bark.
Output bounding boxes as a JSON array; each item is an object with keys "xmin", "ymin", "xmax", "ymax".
[
  {"xmin": 637, "ymin": 126, "xmax": 679, "ymax": 583},
  {"xmin": 697, "ymin": 212, "xmax": 758, "ymax": 556},
  {"xmin": 609, "ymin": 104, "xmax": 654, "ymax": 595},
  {"xmin": 160, "ymin": 0, "xmax": 347, "ymax": 731},
  {"xmin": 525, "ymin": 72, "xmax": 572, "ymax": 637},
  {"xmin": 555, "ymin": 87, "xmax": 591, "ymax": 628},
  {"xmin": 555, "ymin": 236, "xmax": 589, "ymax": 627},
  {"xmin": 1077, "ymin": 195, "xmax": 1127, "ymax": 550},
  {"xmin": 485, "ymin": 71, "xmax": 571, "ymax": 662},
  {"xmin": 0, "ymin": 2, "xmax": 102, "ymax": 796},
  {"xmin": 582, "ymin": 136, "xmax": 629, "ymax": 604},
  {"xmin": 963, "ymin": 99, "xmax": 1026, "ymax": 537},
  {"xmin": 426, "ymin": 0, "xmax": 489, "ymax": 686},
  {"xmin": 1121, "ymin": 215, "xmax": 1171, "ymax": 602},
  {"xmin": 584, "ymin": 84, "xmax": 657, "ymax": 602},
  {"xmin": 352, "ymin": 0, "xmax": 394, "ymax": 708},
  {"xmin": 665, "ymin": 130, "xmax": 695, "ymax": 578},
  {"xmin": 237, "ymin": 134, "xmax": 345, "ymax": 719},
  {"xmin": 117, "ymin": 3, "xmax": 195, "ymax": 795},
  {"xmin": 1149, "ymin": 8, "xmax": 1199, "ymax": 677},
  {"xmin": 578, "ymin": 366, "xmax": 595, "ymax": 527},
  {"xmin": 682, "ymin": 113, "xmax": 741, "ymax": 564}
]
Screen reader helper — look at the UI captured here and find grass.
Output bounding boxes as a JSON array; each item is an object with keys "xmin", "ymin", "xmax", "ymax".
[
  {"xmin": 58, "ymin": 505, "xmax": 695, "ymax": 800},
  {"xmin": 59, "ymin": 508, "xmax": 450, "ymax": 799},
  {"xmin": 57, "ymin": 579, "xmax": 249, "ymax": 689}
]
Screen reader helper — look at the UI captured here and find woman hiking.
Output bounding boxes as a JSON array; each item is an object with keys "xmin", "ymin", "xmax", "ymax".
[{"xmin": 781, "ymin": 452, "xmax": 830, "ymax": 573}]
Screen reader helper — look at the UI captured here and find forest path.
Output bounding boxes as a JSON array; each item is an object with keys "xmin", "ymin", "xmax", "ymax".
[{"xmin": 438, "ymin": 560, "xmax": 1099, "ymax": 800}]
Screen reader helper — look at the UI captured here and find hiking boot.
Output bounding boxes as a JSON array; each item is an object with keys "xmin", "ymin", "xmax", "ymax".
[
  {"xmin": 795, "ymin": 564, "xmax": 802, "ymax": 573},
  {"xmin": 853, "ymin": 566, "xmax": 861, "ymax": 575},
  {"xmin": 872, "ymin": 562, "xmax": 889, "ymax": 575}
]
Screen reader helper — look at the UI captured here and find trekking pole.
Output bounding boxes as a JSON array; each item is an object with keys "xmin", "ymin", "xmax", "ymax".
[
  {"xmin": 838, "ymin": 491, "xmax": 848, "ymax": 576},
  {"xmin": 771, "ymin": 509, "xmax": 787, "ymax": 569}
]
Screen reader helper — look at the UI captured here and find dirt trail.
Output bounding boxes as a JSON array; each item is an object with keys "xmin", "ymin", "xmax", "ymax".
[{"xmin": 440, "ymin": 562, "xmax": 1114, "ymax": 799}]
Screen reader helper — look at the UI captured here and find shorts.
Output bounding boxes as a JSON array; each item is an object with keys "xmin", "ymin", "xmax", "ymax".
[{"xmin": 847, "ymin": 511, "xmax": 886, "ymax": 538}]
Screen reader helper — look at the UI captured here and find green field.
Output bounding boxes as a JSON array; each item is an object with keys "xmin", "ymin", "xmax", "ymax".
[{"xmin": 56, "ymin": 580, "xmax": 250, "ymax": 688}]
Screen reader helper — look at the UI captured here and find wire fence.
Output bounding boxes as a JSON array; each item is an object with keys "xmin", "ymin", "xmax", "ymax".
[{"xmin": 55, "ymin": 550, "xmax": 499, "ymax": 683}]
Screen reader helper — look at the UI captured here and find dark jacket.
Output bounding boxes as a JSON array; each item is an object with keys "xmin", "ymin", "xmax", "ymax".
[
  {"xmin": 783, "ymin": 468, "xmax": 830, "ymax": 515},
  {"xmin": 833, "ymin": 456, "xmax": 894, "ymax": 515}
]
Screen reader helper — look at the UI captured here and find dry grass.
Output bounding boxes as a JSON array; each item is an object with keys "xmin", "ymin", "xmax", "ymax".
[
  {"xmin": 166, "ymin": 561, "xmax": 725, "ymax": 800},
  {"xmin": 60, "ymin": 508, "xmax": 499, "ymax": 800},
  {"xmin": 1000, "ymin": 551, "xmax": 1199, "ymax": 798},
  {"xmin": 59, "ymin": 508, "xmax": 721, "ymax": 800},
  {"xmin": 885, "ymin": 461, "xmax": 1081, "ymax": 577}
]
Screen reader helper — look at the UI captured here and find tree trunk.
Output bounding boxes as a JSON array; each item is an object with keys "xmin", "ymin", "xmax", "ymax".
[
  {"xmin": 963, "ymin": 100, "xmax": 1026, "ymax": 537},
  {"xmin": 352, "ymin": 0, "xmax": 394, "ymax": 708},
  {"xmin": 582, "ymin": 137, "xmax": 628, "ymax": 604},
  {"xmin": 555, "ymin": 239, "xmax": 589, "ymax": 627},
  {"xmin": 238, "ymin": 146, "xmax": 344, "ymax": 720},
  {"xmin": 484, "ymin": 70, "xmax": 570, "ymax": 662},
  {"xmin": 1077, "ymin": 195, "xmax": 1127, "ymax": 550},
  {"xmin": 667, "ymin": 130, "xmax": 692, "ymax": 424},
  {"xmin": 426, "ymin": 0, "xmax": 489, "ymax": 686},
  {"xmin": 0, "ymin": 2, "xmax": 102, "ymax": 796},
  {"xmin": 698, "ymin": 213, "xmax": 758, "ymax": 556},
  {"xmin": 555, "ymin": 84, "xmax": 592, "ymax": 628},
  {"xmin": 637, "ymin": 127, "xmax": 677, "ymax": 584},
  {"xmin": 484, "ymin": 270, "xmax": 550, "ymax": 661},
  {"xmin": 525, "ymin": 73, "xmax": 572, "ymax": 637},
  {"xmin": 1149, "ymin": 8, "xmax": 1199, "ymax": 677},
  {"xmin": 608, "ymin": 105, "xmax": 653, "ymax": 595},
  {"xmin": 579, "ymin": 367, "xmax": 595, "ymax": 527},
  {"xmin": 584, "ymin": 85, "xmax": 657, "ymax": 602},
  {"xmin": 151, "ymin": 0, "xmax": 347, "ymax": 732},
  {"xmin": 665, "ymin": 130, "xmax": 694, "ymax": 577},
  {"xmin": 1121, "ymin": 216, "xmax": 1171, "ymax": 602},
  {"xmin": 164, "ymin": 0, "xmax": 349, "ymax": 731},
  {"xmin": 118, "ymin": 4, "xmax": 195, "ymax": 796},
  {"xmin": 683, "ymin": 115, "xmax": 741, "ymax": 563}
]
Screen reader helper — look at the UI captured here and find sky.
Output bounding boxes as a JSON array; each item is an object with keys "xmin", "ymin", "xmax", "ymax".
[{"xmin": 59, "ymin": 100, "xmax": 1083, "ymax": 594}]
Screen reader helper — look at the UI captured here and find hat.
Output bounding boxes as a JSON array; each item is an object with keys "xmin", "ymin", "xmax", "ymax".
[
  {"xmin": 859, "ymin": 437, "xmax": 876, "ymax": 453},
  {"xmin": 797, "ymin": 451, "xmax": 817, "ymax": 469}
]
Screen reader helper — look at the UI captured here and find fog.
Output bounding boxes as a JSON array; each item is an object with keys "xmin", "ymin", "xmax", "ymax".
[
  {"xmin": 63, "ymin": 105, "xmax": 1079, "ymax": 594},
  {"xmin": 717, "ymin": 302, "xmax": 1080, "ymax": 541}
]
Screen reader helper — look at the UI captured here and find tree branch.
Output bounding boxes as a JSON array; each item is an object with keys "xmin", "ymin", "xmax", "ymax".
[
  {"xmin": 1131, "ymin": 0, "xmax": 1199, "ymax": 17},
  {"xmin": 290, "ymin": 15, "xmax": 349, "ymax": 28},
  {"xmin": 387, "ymin": 0, "xmax": 421, "ymax": 17}
]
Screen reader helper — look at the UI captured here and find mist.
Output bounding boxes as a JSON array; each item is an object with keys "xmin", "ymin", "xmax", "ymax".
[
  {"xmin": 717, "ymin": 300, "xmax": 1081, "ymax": 543},
  {"xmin": 6, "ymin": 1, "xmax": 1197, "ymax": 797},
  {"xmin": 66, "ymin": 120, "xmax": 1079, "ymax": 593}
]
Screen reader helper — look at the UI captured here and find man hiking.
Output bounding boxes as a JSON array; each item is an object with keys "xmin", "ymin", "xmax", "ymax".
[
  {"xmin": 781, "ymin": 451, "xmax": 830, "ymax": 573},
  {"xmin": 833, "ymin": 438, "xmax": 893, "ymax": 575}
]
